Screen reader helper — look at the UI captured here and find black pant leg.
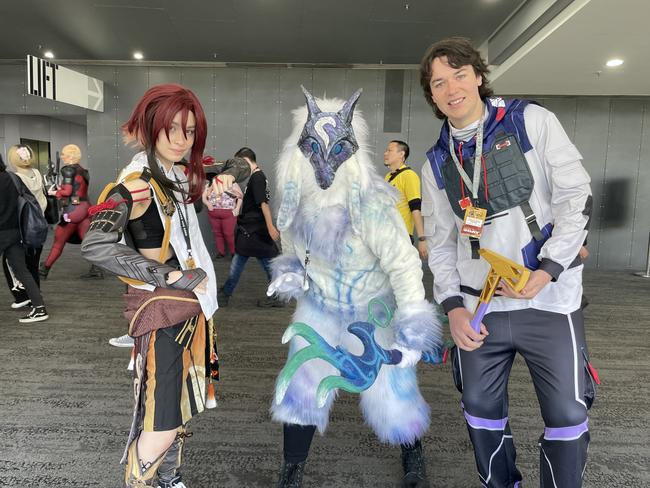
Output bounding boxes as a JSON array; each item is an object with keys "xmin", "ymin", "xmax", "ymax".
[
  {"xmin": 512, "ymin": 308, "xmax": 591, "ymax": 488},
  {"xmin": 457, "ymin": 311, "xmax": 522, "ymax": 488},
  {"xmin": 25, "ymin": 247, "xmax": 42, "ymax": 288},
  {"xmin": 283, "ymin": 423, "xmax": 316, "ymax": 463},
  {"xmin": 3, "ymin": 242, "xmax": 44, "ymax": 307}
]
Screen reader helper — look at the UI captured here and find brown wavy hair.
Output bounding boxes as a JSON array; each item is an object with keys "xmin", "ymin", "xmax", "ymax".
[{"xmin": 419, "ymin": 37, "xmax": 494, "ymax": 119}]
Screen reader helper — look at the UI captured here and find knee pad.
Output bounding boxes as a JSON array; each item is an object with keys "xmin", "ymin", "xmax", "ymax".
[
  {"xmin": 157, "ymin": 427, "xmax": 188, "ymax": 482},
  {"xmin": 124, "ymin": 438, "xmax": 166, "ymax": 487},
  {"xmin": 124, "ymin": 431, "xmax": 186, "ymax": 488}
]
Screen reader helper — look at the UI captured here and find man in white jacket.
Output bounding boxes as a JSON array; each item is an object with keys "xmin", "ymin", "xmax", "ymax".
[{"xmin": 419, "ymin": 37, "xmax": 596, "ymax": 487}]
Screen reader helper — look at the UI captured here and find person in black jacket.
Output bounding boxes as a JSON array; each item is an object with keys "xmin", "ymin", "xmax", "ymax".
[
  {"xmin": 217, "ymin": 147, "xmax": 282, "ymax": 307},
  {"xmin": 0, "ymin": 155, "xmax": 48, "ymax": 322},
  {"xmin": 2, "ymin": 145, "xmax": 47, "ymax": 309}
]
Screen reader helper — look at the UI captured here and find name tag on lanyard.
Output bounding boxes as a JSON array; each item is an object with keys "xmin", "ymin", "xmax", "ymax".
[
  {"xmin": 449, "ymin": 118, "xmax": 488, "ymax": 238},
  {"xmin": 460, "ymin": 205, "xmax": 487, "ymax": 238}
]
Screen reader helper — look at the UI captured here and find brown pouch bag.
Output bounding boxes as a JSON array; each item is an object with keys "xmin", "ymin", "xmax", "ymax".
[{"xmin": 123, "ymin": 286, "xmax": 202, "ymax": 337}]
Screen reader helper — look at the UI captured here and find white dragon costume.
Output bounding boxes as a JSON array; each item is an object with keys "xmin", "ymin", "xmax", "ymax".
[{"xmin": 269, "ymin": 87, "xmax": 442, "ymax": 446}]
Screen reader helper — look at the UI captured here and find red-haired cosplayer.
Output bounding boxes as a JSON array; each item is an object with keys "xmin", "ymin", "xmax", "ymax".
[
  {"xmin": 40, "ymin": 144, "xmax": 97, "ymax": 278},
  {"xmin": 81, "ymin": 84, "xmax": 250, "ymax": 488}
]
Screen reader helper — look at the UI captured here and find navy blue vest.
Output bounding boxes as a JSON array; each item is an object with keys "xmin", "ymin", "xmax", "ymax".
[{"xmin": 426, "ymin": 98, "xmax": 537, "ymax": 219}]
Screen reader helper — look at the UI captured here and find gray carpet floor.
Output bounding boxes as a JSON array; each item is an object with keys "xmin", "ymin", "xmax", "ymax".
[{"xmin": 0, "ymin": 243, "xmax": 649, "ymax": 487}]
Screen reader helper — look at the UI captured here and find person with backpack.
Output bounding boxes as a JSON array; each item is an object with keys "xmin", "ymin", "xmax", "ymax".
[
  {"xmin": 2, "ymin": 145, "xmax": 47, "ymax": 309},
  {"xmin": 0, "ymin": 154, "xmax": 48, "ymax": 323},
  {"xmin": 40, "ymin": 144, "xmax": 102, "ymax": 279},
  {"xmin": 205, "ymin": 165, "xmax": 243, "ymax": 259}
]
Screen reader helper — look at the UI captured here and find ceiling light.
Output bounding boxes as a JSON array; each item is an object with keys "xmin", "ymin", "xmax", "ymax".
[
  {"xmin": 44, "ymin": 51, "xmax": 54, "ymax": 59},
  {"xmin": 606, "ymin": 58, "xmax": 623, "ymax": 67},
  {"xmin": 133, "ymin": 51, "xmax": 144, "ymax": 60}
]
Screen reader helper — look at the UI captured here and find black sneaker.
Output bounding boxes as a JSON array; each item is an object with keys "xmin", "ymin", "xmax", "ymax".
[
  {"xmin": 19, "ymin": 306, "xmax": 49, "ymax": 323},
  {"xmin": 257, "ymin": 296, "xmax": 286, "ymax": 308},
  {"xmin": 218, "ymin": 288, "xmax": 230, "ymax": 307}
]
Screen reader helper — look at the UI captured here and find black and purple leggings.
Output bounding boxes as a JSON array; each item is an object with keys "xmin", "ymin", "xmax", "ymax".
[{"xmin": 452, "ymin": 308, "xmax": 596, "ymax": 488}]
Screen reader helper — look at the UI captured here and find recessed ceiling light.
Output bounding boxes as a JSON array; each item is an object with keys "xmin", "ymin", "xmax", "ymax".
[
  {"xmin": 606, "ymin": 58, "xmax": 624, "ymax": 67},
  {"xmin": 133, "ymin": 51, "xmax": 144, "ymax": 60},
  {"xmin": 44, "ymin": 51, "xmax": 54, "ymax": 59}
]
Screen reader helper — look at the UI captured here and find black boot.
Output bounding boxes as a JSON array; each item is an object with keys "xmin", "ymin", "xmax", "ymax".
[
  {"xmin": 400, "ymin": 440, "xmax": 430, "ymax": 488},
  {"xmin": 276, "ymin": 461, "xmax": 305, "ymax": 488},
  {"xmin": 38, "ymin": 263, "xmax": 50, "ymax": 279},
  {"xmin": 80, "ymin": 264, "xmax": 104, "ymax": 279}
]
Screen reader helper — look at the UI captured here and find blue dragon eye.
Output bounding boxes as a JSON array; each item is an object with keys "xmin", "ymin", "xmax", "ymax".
[
  {"xmin": 311, "ymin": 141, "xmax": 319, "ymax": 153},
  {"xmin": 333, "ymin": 143, "xmax": 342, "ymax": 155}
]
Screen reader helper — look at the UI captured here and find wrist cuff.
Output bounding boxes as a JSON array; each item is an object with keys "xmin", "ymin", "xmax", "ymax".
[
  {"xmin": 538, "ymin": 258, "xmax": 563, "ymax": 281},
  {"xmin": 441, "ymin": 296, "xmax": 464, "ymax": 314}
]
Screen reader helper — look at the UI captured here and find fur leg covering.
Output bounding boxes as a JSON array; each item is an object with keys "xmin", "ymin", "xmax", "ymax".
[
  {"xmin": 359, "ymin": 365, "xmax": 430, "ymax": 446},
  {"xmin": 392, "ymin": 299, "xmax": 443, "ymax": 352},
  {"xmin": 271, "ymin": 299, "xmax": 343, "ymax": 433},
  {"xmin": 271, "ymin": 341, "xmax": 338, "ymax": 433}
]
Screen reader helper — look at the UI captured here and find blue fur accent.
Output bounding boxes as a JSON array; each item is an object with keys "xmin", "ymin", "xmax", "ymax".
[
  {"xmin": 393, "ymin": 300, "xmax": 443, "ymax": 352},
  {"xmin": 277, "ymin": 181, "xmax": 300, "ymax": 231},
  {"xmin": 271, "ymin": 254, "xmax": 304, "ymax": 280},
  {"xmin": 360, "ymin": 366, "xmax": 430, "ymax": 445},
  {"xmin": 291, "ymin": 206, "xmax": 351, "ymax": 264},
  {"xmin": 270, "ymin": 255, "xmax": 305, "ymax": 301}
]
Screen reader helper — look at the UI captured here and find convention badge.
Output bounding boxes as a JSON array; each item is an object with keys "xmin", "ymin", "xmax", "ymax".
[
  {"xmin": 458, "ymin": 196, "xmax": 472, "ymax": 210},
  {"xmin": 185, "ymin": 256, "xmax": 196, "ymax": 269},
  {"xmin": 460, "ymin": 206, "xmax": 487, "ymax": 238}
]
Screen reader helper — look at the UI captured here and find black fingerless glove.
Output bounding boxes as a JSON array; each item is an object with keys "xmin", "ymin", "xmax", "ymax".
[{"xmin": 167, "ymin": 268, "xmax": 207, "ymax": 291}]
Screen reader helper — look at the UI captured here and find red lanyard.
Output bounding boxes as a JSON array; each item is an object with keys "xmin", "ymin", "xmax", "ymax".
[{"xmin": 457, "ymin": 141, "xmax": 489, "ymax": 203}]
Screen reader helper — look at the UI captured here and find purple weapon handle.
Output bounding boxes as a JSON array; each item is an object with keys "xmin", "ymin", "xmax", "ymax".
[
  {"xmin": 470, "ymin": 302, "xmax": 490, "ymax": 333},
  {"xmin": 388, "ymin": 349, "xmax": 403, "ymax": 365}
]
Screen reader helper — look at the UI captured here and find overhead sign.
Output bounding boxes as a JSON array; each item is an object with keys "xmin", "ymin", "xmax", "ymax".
[{"xmin": 26, "ymin": 55, "xmax": 104, "ymax": 112}]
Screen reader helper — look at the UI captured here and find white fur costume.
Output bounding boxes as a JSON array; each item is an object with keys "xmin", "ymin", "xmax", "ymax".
[{"xmin": 270, "ymin": 94, "xmax": 442, "ymax": 446}]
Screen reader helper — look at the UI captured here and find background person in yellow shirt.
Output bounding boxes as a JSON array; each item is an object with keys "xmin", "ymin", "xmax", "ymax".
[{"xmin": 384, "ymin": 140, "xmax": 427, "ymax": 258}]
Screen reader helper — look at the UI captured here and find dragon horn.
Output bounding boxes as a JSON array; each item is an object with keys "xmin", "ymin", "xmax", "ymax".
[
  {"xmin": 338, "ymin": 88, "xmax": 363, "ymax": 125},
  {"xmin": 300, "ymin": 85, "xmax": 321, "ymax": 118}
]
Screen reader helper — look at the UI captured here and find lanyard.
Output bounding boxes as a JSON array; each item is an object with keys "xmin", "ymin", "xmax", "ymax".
[
  {"xmin": 448, "ymin": 117, "xmax": 484, "ymax": 201},
  {"xmin": 172, "ymin": 173, "xmax": 194, "ymax": 267},
  {"xmin": 303, "ymin": 230, "xmax": 313, "ymax": 287}
]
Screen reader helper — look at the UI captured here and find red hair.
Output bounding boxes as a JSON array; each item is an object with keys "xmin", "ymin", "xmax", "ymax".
[{"xmin": 122, "ymin": 84, "xmax": 207, "ymax": 202}]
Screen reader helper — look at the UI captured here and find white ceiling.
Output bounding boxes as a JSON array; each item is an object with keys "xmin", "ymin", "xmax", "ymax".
[{"xmin": 491, "ymin": 0, "xmax": 650, "ymax": 96}]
